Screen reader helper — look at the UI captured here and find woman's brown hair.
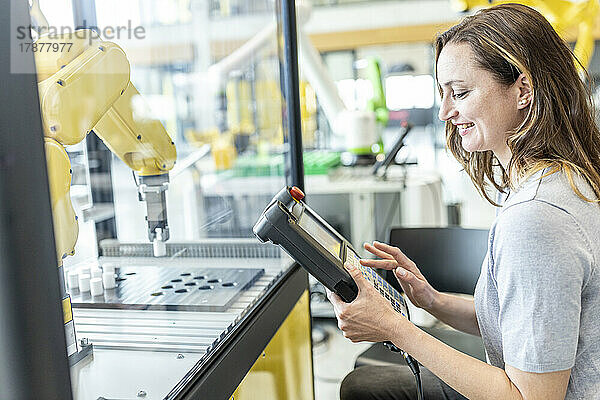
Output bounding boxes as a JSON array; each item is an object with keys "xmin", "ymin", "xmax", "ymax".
[{"xmin": 435, "ymin": 3, "xmax": 600, "ymax": 205}]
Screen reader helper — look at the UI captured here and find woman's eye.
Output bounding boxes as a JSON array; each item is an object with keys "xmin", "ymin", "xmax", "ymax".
[{"xmin": 453, "ymin": 91, "xmax": 468, "ymax": 99}]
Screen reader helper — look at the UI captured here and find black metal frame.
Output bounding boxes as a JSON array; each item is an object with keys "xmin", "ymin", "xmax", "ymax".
[
  {"xmin": 279, "ymin": 0, "xmax": 305, "ymax": 191},
  {"xmin": 0, "ymin": 0, "xmax": 73, "ymax": 398},
  {"xmin": 168, "ymin": 265, "xmax": 308, "ymax": 399}
]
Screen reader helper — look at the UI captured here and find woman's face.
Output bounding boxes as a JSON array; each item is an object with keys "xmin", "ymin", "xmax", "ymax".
[{"xmin": 437, "ymin": 42, "xmax": 523, "ymax": 166}]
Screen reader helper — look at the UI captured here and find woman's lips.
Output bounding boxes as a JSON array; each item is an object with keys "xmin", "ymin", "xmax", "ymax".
[{"xmin": 458, "ymin": 124, "xmax": 474, "ymax": 137}]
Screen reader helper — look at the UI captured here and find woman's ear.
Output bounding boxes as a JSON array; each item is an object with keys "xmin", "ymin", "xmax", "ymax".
[{"xmin": 516, "ymin": 73, "xmax": 533, "ymax": 109}]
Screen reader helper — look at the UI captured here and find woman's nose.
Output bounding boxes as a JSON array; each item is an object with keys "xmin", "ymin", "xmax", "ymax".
[{"xmin": 438, "ymin": 98, "xmax": 458, "ymax": 122}]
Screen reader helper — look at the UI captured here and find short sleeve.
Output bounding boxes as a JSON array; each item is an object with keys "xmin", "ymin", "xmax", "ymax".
[{"xmin": 492, "ymin": 200, "xmax": 592, "ymax": 372}]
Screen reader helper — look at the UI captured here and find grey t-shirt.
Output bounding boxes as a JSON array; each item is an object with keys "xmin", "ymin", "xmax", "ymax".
[{"xmin": 474, "ymin": 169, "xmax": 600, "ymax": 399}]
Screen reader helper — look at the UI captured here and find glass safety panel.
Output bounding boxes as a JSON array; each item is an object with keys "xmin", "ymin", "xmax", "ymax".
[{"xmin": 29, "ymin": 0, "xmax": 294, "ymax": 398}]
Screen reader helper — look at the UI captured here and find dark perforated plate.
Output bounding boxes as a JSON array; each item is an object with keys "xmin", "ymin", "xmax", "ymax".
[{"xmin": 71, "ymin": 266, "xmax": 264, "ymax": 312}]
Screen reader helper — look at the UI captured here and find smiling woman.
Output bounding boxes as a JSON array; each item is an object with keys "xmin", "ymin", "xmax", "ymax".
[
  {"xmin": 437, "ymin": 42, "xmax": 524, "ymax": 169},
  {"xmin": 436, "ymin": 4, "xmax": 600, "ymax": 206},
  {"xmin": 336, "ymin": 3, "xmax": 600, "ymax": 400}
]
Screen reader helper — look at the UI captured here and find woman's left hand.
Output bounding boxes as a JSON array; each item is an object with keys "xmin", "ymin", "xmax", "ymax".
[{"xmin": 326, "ymin": 262, "xmax": 406, "ymax": 343}]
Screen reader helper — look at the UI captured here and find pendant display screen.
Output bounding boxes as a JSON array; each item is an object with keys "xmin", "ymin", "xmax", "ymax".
[{"xmin": 298, "ymin": 210, "xmax": 341, "ymax": 259}]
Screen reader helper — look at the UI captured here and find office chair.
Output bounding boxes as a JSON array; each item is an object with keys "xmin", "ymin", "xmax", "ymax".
[{"xmin": 354, "ymin": 227, "xmax": 489, "ymax": 367}]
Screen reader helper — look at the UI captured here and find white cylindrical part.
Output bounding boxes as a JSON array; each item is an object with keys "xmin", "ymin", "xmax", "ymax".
[
  {"xmin": 91, "ymin": 268, "xmax": 103, "ymax": 279},
  {"xmin": 67, "ymin": 271, "xmax": 79, "ymax": 289},
  {"xmin": 102, "ymin": 263, "xmax": 116, "ymax": 273},
  {"xmin": 103, "ymin": 271, "xmax": 116, "ymax": 289},
  {"xmin": 90, "ymin": 278, "xmax": 103, "ymax": 296},
  {"xmin": 78, "ymin": 274, "xmax": 91, "ymax": 292},
  {"xmin": 79, "ymin": 266, "xmax": 91, "ymax": 277},
  {"xmin": 153, "ymin": 239, "xmax": 167, "ymax": 257}
]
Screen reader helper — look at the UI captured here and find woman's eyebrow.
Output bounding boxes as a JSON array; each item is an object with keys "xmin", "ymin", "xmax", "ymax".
[{"xmin": 441, "ymin": 79, "xmax": 466, "ymax": 87}]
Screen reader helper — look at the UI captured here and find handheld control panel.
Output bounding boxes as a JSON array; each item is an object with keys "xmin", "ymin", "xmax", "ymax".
[
  {"xmin": 253, "ymin": 186, "xmax": 409, "ymax": 318},
  {"xmin": 254, "ymin": 186, "xmax": 424, "ymax": 399}
]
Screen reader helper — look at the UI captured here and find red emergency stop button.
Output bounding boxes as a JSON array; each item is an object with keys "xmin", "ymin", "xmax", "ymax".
[{"xmin": 290, "ymin": 186, "xmax": 305, "ymax": 201}]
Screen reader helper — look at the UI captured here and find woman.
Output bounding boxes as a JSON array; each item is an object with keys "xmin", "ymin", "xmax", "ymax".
[{"xmin": 332, "ymin": 4, "xmax": 600, "ymax": 400}]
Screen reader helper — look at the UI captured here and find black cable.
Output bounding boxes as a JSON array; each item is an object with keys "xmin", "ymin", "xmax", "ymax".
[
  {"xmin": 384, "ymin": 342, "xmax": 424, "ymax": 399},
  {"xmin": 401, "ymin": 351, "xmax": 423, "ymax": 400},
  {"xmin": 401, "ymin": 350, "xmax": 423, "ymax": 400},
  {"xmin": 415, "ymin": 371, "xmax": 424, "ymax": 400}
]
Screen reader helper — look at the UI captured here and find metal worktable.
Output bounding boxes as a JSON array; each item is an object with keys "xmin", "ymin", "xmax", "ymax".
[{"xmin": 70, "ymin": 252, "xmax": 308, "ymax": 400}]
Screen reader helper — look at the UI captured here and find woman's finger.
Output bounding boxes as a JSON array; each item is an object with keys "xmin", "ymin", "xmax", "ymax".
[
  {"xmin": 364, "ymin": 242, "xmax": 395, "ymax": 260},
  {"xmin": 394, "ymin": 267, "xmax": 419, "ymax": 285},
  {"xmin": 327, "ymin": 292, "xmax": 348, "ymax": 317},
  {"xmin": 372, "ymin": 241, "xmax": 409, "ymax": 262},
  {"xmin": 394, "ymin": 268, "xmax": 420, "ymax": 296},
  {"xmin": 359, "ymin": 258, "xmax": 397, "ymax": 270},
  {"xmin": 372, "ymin": 242, "xmax": 420, "ymax": 275},
  {"xmin": 326, "ymin": 288, "xmax": 343, "ymax": 305},
  {"xmin": 395, "ymin": 275, "xmax": 411, "ymax": 296}
]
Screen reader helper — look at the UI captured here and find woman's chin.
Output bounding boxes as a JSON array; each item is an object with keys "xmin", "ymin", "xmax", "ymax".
[
  {"xmin": 460, "ymin": 142, "xmax": 478, "ymax": 153},
  {"xmin": 460, "ymin": 137, "xmax": 483, "ymax": 153}
]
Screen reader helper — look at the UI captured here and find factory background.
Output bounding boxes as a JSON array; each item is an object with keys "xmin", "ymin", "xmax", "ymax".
[{"xmin": 1, "ymin": 0, "xmax": 597, "ymax": 399}]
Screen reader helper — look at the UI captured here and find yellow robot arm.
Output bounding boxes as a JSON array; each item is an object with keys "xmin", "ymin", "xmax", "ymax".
[
  {"xmin": 450, "ymin": 0, "xmax": 599, "ymax": 70},
  {"xmin": 44, "ymin": 137, "xmax": 79, "ymax": 263},
  {"xmin": 37, "ymin": 40, "xmax": 130, "ymax": 145},
  {"xmin": 35, "ymin": 29, "xmax": 177, "ymax": 263},
  {"xmin": 93, "ymin": 82, "xmax": 177, "ymax": 253},
  {"xmin": 94, "ymin": 83, "xmax": 177, "ymax": 176},
  {"xmin": 33, "ymin": 29, "xmax": 102, "ymax": 81}
]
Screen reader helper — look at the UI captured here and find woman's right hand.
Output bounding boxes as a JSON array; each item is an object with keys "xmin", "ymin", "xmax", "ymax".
[{"xmin": 360, "ymin": 241, "xmax": 439, "ymax": 311}]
